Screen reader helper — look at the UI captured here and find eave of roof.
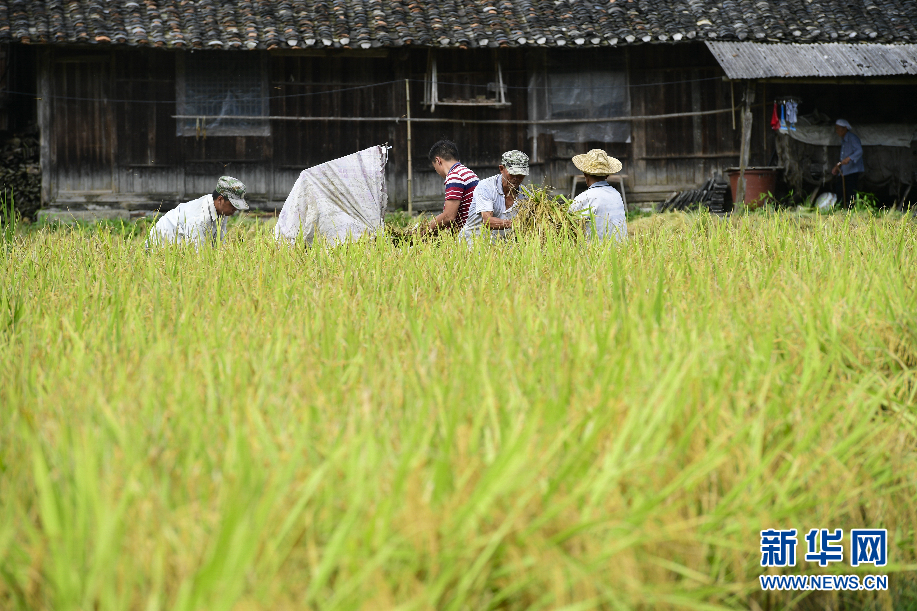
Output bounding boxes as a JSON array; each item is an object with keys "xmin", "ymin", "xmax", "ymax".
[
  {"xmin": 707, "ymin": 41, "xmax": 917, "ymax": 79},
  {"xmin": 0, "ymin": 1, "xmax": 914, "ymax": 51}
]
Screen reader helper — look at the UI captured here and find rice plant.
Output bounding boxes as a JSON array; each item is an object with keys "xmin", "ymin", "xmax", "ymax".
[
  {"xmin": 1, "ymin": 212, "xmax": 916, "ymax": 611},
  {"xmin": 515, "ymin": 184, "xmax": 588, "ymax": 242},
  {"xmin": 384, "ymin": 212, "xmax": 433, "ymax": 245},
  {"xmin": 1, "ymin": 189, "xmax": 19, "ymax": 245}
]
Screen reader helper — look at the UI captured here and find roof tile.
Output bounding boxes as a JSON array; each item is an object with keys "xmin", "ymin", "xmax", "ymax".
[{"xmin": 0, "ymin": 0, "xmax": 910, "ymax": 49}]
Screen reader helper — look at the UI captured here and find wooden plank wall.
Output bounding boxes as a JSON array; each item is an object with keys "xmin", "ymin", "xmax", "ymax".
[
  {"xmin": 3, "ymin": 44, "xmax": 37, "ymax": 135},
  {"xmin": 43, "ymin": 43, "xmax": 752, "ymax": 210},
  {"xmin": 50, "ymin": 50, "xmax": 115, "ymax": 195},
  {"xmin": 627, "ymin": 44, "xmax": 743, "ymax": 202},
  {"xmin": 400, "ymin": 48, "xmax": 530, "ymax": 208},
  {"xmin": 45, "ymin": 46, "xmax": 536, "ymax": 210},
  {"xmin": 509, "ymin": 44, "xmax": 743, "ymax": 206},
  {"xmin": 0, "ymin": 44, "xmax": 7, "ymax": 132},
  {"xmin": 114, "ymin": 49, "xmax": 181, "ymax": 203},
  {"xmin": 269, "ymin": 51, "xmax": 397, "ymax": 202}
]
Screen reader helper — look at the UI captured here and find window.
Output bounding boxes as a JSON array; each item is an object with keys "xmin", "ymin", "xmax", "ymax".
[
  {"xmin": 422, "ymin": 51, "xmax": 510, "ymax": 111},
  {"xmin": 528, "ymin": 53, "xmax": 630, "ymax": 144},
  {"xmin": 176, "ymin": 52, "xmax": 269, "ymax": 137}
]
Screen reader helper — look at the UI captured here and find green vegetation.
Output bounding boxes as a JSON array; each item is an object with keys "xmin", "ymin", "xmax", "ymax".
[
  {"xmin": 383, "ymin": 210, "xmax": 417, "ymax": 229},
  {"xmin": 1, "ymin": 190, "xmax": 20, "ymax": 245},
  {"xmin": 1, "ymin": 212, "xmax": 916, "ymax": 610}
]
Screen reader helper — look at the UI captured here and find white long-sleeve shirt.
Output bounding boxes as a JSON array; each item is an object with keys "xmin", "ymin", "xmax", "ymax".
[
  {"xmin": 461, "ymin": 174, "xmax": 525, "ymax": 243},
  {"xmin": 147, "ymin": 194, "xmax": 227, "ymax": 248},
  {"xmin": 569, "ymin": 181, "xmax": 627, "ymax": 242}
]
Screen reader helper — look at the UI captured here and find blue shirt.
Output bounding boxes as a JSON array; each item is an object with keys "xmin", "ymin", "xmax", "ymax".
[
  {"xmin": 569, "ymin": 181, "xmax": 627, "ymax": 242},
  {"xmin": 839, "ymin": 131, "xmax": 864, "ymax": 175}
]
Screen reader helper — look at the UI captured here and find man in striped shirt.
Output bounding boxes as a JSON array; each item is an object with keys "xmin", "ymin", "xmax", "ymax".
[{"xmin": 425, "ymin": 140, "xmax": 479, "ymax": 234}]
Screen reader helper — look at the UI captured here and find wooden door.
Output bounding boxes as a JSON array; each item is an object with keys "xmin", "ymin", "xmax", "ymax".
[{"xmin": 50, "ymin": 51, "xmax": 115, "ymax": 196}]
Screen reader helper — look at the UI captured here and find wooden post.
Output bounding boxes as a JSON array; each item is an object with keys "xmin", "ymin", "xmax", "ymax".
[
  {"xmin": 730, "ymin": 81, "xmax": 735, "ymax": 130},
  {"xmin": 691, "ymin": 69, "xmax": 703, "ymax": 185},
  {"xmin": 38, "ymin": 49, "xmax": 51, "ymax": 207},
  {"xmin": 626, "ymin": 47, "xmax": 647, "ymax": 208},
  {"xmin": 405, "ymin": 78, "xmax": 413, "ymax": 214},
  {"xmin": 108, "ymin": 51, "xmax": 118, "ymax": 197},
  {"xmin": 735, "ymin": 81, "xmax": 755, "ymax": 208}
]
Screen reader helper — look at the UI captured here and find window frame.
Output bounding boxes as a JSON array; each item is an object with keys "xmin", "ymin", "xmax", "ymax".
[{"xmin": 175, "ymin": 51, "xmax": 270, "ymax": 137}]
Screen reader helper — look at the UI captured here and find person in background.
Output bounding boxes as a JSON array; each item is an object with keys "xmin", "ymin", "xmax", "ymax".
[
  {"xmin": 426, "ymin": 140, "xmax": 479, "ymax": 234},
  {"xmin": 462, "ymin": 150, "xmax": 529, "ymax": 243},
  {"xmin": 147, "ymin": 176, "xmax": 248, "ymax": 248},
  {"xmin": 831, "ymin": 119, "xmax": 864, "ymax": 204},
  {"xmin": 569, "ymin": 149, "xmax": 627, "ymax": 242}
]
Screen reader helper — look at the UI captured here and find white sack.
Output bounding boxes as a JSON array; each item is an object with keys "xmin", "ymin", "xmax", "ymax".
[{"xmin": 274, "ymin": 145, "xmax": 388, "ymax": 245}]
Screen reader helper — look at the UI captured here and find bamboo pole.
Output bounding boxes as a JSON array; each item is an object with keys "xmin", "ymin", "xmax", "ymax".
[
  {"xmin": 730, "ymin": 81, "xmax": 735, "ymax": 130},
  {"xmin": 406, "ymin": 78, "xmax": 413, "ymax": 215}
]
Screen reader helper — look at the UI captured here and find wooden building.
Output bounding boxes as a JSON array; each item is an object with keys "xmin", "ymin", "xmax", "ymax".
[{"xmin": 0, "ymin": 0, "xmax": 914, "ymax": 216}]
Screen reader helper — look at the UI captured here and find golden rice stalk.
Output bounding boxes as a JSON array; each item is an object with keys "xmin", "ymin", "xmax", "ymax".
[
  {"xmin": 385, "ymin": 213, "xmax": 434, "ymax": 246},
  {"xmin": 515, "ymin": 185, "xmax": 588, "ymax": 243}
]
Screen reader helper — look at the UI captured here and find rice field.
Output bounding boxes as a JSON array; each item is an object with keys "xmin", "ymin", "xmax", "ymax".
[{"xmin": 1, "ymin": 211, "xmax": 916, "ymax": 610}]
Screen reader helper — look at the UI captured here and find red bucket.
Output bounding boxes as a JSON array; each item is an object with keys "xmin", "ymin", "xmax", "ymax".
[{"xmin": 727, "ymin": 167, "xmax": 779, "ymax": 207}]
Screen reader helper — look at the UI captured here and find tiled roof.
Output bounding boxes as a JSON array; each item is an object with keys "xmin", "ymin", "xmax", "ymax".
[{"xmin": 0, "ymin": 0, "xmax": 914, "ymax": 50}]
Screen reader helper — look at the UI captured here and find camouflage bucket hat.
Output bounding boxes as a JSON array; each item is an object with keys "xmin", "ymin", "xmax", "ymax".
[
  {"xmin": 500, "ymin": 150, "xmax": 529, "ymax": 176},
  {"xmin": 217, "ymin": 176, "xmax": 249, "ymax": 210}
]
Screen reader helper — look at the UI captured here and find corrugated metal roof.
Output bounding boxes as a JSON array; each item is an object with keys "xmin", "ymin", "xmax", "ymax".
[{"xmin": 707, "ymin": 42, "xmax": 917, "ymax": 79}]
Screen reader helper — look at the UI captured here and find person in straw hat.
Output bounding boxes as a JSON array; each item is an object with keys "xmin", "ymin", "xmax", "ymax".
[{"xmin": 570, "ymin": 149, "xmax": 627, "ymax": 242}]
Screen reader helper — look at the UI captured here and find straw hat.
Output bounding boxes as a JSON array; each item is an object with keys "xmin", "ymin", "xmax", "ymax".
[{"xmin": 572, "ymin": 149, "xmax": 622, "ymax": 176}]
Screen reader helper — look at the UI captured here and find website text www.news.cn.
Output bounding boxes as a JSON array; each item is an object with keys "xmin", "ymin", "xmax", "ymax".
[
  {"xmin": 759, "ymin": 528, "xmax": 887, "ymax": 592},
  {"xmin": 759, "ymin": 574, "xmax": 888, "ymax": 591}
]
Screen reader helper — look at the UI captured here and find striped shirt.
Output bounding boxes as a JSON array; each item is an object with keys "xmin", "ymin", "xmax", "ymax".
[{"xmin": 443, "ymin": 162, "xmax": 479, "ymax": 228}]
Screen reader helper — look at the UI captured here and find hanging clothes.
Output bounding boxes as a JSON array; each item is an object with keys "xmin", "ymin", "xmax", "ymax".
[
  {"xmin": 786, "ymin": 100, "xmax": 798, "ymax": 125},
  {"xmin": 771, "ymin": 102, "xmax": 780, "ymax": 131}
]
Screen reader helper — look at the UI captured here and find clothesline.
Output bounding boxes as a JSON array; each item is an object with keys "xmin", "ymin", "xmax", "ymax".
[
  {"xmin": 171, "ymin": 107, "xmax": 735, "ymax": 124},
  {"xmin": 0, "ymin": 75, "xmax": 724, "ymax": 104}
]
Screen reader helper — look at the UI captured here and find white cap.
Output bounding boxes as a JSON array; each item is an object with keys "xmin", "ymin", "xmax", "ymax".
[{"xmin": 835, "ymin": 119, "xmax": 852, "ymax": 129}]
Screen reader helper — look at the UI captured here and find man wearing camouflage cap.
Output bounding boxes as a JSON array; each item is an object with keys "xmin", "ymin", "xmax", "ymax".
[
  {"xmin": 462, "ymin": 150, "xmax": 529, "ymax": 243},
  {"xmin": 570, "ymin": 149, "xmax": 627, "ymax": 242},
  {"xmin": 147, "ymin": 176, "xmax": 248, "ymax": 248}
]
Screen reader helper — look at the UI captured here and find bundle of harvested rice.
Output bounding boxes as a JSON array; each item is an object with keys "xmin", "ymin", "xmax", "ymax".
[
  {"xmin": 385, "ymin": 214, "xmax": 433, "ymax": 246},
  {"xmin": 514, "ymin": 185, "xmax": 588, "ymax": 242}
]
